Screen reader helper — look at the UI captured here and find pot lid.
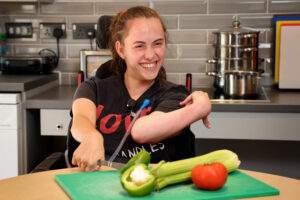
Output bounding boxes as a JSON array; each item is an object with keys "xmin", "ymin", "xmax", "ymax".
[{"xmin": 213, "ymin": 20, "xmax": 259, "ymax": 34}]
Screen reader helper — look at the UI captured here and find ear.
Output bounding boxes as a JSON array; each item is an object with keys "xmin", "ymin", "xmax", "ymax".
[{"xmin": 115, "ymin": 41, "xmax": 125, "ymax": 59}]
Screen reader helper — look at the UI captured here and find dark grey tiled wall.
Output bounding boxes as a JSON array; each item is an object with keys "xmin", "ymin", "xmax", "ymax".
[{"xmin": 0, "ymin": 0, "xmax": 298, "ymax": 86}]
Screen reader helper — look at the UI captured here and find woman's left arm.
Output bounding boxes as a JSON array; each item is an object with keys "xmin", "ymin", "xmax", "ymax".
[{"xmin": 131, "ymin": 91, "xmax": 212, "ymax": 144}]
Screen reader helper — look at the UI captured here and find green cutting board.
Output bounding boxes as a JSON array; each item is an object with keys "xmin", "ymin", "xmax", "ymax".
[{"xmin": 55, "ymin": 170, "xmax": 279, "ymax": 200}]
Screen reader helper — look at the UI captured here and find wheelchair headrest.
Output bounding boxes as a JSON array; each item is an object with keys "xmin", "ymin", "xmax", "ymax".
[{"xmin": 96, "ymin": 15, "xmax": 113, "ymax": 49}]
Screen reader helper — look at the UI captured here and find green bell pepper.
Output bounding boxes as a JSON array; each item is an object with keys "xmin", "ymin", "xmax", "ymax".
[
  {"xmin": 121, "ymin": 163, "xmax": 155, "ymax": 197},
  {"xmin": 120, "ymin": 149, "xmax": 150, "ymax": 174}
]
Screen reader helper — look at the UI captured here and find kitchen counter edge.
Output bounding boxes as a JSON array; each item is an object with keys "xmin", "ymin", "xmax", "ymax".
[{"xmin": 25, "ymin": 85, "xmax": 300, "ymax": 113}]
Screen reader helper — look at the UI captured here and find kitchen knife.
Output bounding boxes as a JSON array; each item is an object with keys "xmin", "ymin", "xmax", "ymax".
[{"xmin": 99, "ymin": 160, "xmax": 125, "ymax": 170}]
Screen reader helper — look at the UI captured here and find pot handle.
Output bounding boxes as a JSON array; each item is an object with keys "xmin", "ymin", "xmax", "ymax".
[
  {"xmin": 207, "ymin": 59, "xmax": 217, "ymax": 64},
  {"xmin": 243, "ymin": 47, "xmax": 257, "ymax": 52},
  {"xmin": 206, "ymin": 71, "xmax": 217, "ymax": 76},
  {"xmin": 242, "ymin": 33, "xmax": 258, "ymax": 38}
]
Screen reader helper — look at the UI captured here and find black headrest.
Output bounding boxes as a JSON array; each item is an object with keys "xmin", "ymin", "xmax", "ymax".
[{"xmin": 96, "ymin": 15, "xmax": 113, "ymax": 49}]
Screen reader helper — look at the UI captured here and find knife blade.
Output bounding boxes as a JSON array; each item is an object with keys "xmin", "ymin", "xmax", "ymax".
[{"xmin": 99, "ymin": 160, "xmax": 126, "ymax": 170}]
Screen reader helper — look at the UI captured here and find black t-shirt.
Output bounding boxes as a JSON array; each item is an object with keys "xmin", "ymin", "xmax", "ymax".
[{"xmin": 70, "ymin": 75, "xmax": 195, "ymax": 163}]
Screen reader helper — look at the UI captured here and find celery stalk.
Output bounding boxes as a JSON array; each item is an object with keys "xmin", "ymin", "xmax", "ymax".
[
  {"xmin": 156, "ymin": 171, "xmax": 191, "ymax": 191},
  {"xmin": 155, "ymin": 149, "xmax": 241, "ymax": 178}
]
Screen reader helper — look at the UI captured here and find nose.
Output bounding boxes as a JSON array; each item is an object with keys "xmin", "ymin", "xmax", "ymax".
[{"xmin": 144, "ymin": 47, "xmax": 155, "ymax": 60}]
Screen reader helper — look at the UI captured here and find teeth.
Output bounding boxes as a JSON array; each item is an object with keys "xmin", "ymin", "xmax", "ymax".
[{"xmin": 142, "ymin": 63, "xmax": 156, "ymax": 68}]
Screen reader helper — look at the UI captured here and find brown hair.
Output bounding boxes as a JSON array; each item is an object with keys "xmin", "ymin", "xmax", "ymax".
[{"xmin": 108, "ymin": 6, "xmax": 167, "ymax": 81}]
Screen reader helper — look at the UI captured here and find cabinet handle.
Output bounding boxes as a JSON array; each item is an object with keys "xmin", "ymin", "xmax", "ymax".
[{"xmin": 56, "ymin": 124, "xmax": 63, "ymax": 130}]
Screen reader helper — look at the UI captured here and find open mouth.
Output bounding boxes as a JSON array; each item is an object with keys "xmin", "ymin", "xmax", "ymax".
[{"xmin": 140, "ymin": 61, "xmax": 158, "ymax": 71}]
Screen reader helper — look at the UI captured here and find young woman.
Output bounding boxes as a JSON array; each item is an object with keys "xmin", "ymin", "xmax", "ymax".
[{"xmin": 70, "ymin": 6, "xmax": 212, "ymax": 172}]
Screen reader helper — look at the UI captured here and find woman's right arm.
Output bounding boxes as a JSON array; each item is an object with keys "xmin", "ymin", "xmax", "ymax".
[{"xmin": 71, "ymin": 98, "xmax": 105, "ymax": 172}]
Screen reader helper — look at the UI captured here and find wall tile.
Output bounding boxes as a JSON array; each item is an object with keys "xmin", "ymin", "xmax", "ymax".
[
  {"xmin": 95, "ymin": 2, "xmax": 149, "ymax": 15},
  {"xmin": 55, "ymin": 59, "xmax": 80, "ymax": 72},
  {"xmin": 153, "ymin": 0, "xmax": 207, "ymax": 14},
  {"xmin": 165, "ymin": 44, "xmax": 178, "ymax": 58},
  {"xmin": 259, "ymin": 45, "xmax": 272, "ymax": 59},
  {"xmin": 180, "ymin": 15, "xmax": 233, "ymax": 29},
  {"xmin": 163, "ymin": 59, "xmax": 207, "ymax": 73},
  {"xmin": 178, "ymin": 45, "xmax": 214, "ymax": 58},
  {"xmin": 270, "ymin": 0, "xmax": 300, "ymax": 13},
  {"xmin": 239, "ymin": 15, "xmax": 273, "ymax": 28},
  {"xmin": 209, "ymin": 0, "xmax": 266, "ymax": 14},
  {"xmin": 264, "ymin": 58, "xmax": 273, "ymax": 74},
  {"xmin": 162, "ymin": 16, "xmax": 178, "ymax": 29},
  {"xmin": 207, "ymin": 31, "xmax": 217, "ymax": 44},
  {"xmin": 180, "ymin": 73, "xmax": 213, "ymax": 88},
  {"xmin": 266, "ymin": 29, "xmax": 273, "ymax": 43},
  {"xmin": 257, "ymin": 29, "xmax": 266, "ymax": 43},
  {"xmin": 41, "ymin": 2, "xmax": 93, "ymax": 15},
  {"xmin": 0, "ymin": 3, "xmax": 37, "ymax": 15},
  {"xmin": 67, "ymin": 16, "xmax": 98, "ymax": 29},
  {"xmin": 168, "ymin": 30, "xmax": 207, "ymax": 44},
  {"xmin": 68, "ymin": 45, "xmax": 94, "ymax": 58},
  {"xmin": 166, "ymin": 73, "xmax": 181, "ymax": 84}
]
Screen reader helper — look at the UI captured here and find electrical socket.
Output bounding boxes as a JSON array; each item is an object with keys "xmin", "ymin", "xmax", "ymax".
[
  {"xmin": 39, "ymin": 23, "xmax": 66, "ymax": 39},
  {"xmin": 72, "ymin": 23, "xmax": 97, "ymax": 39},
  {"xmin": 5, "ymin": 22, "xmax": 33, "ymax": 38}
]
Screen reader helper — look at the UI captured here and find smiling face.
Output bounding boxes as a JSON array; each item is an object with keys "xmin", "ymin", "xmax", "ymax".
[{"xmin": 115, "ymin": 17, "xmax": 166, "ymax": 84}]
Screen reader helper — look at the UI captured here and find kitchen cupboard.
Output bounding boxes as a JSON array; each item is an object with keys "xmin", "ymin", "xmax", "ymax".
[
  {"xmin": 0, "ymin": 93, "xmax": 21, "ymax": 180},
  {"xmin": 191, "ymin": 112, "xmax": 300, "ymax": 141},
  {"xmin": 40, "ymin": 109, "xmax": 70, "ymax": 136}
]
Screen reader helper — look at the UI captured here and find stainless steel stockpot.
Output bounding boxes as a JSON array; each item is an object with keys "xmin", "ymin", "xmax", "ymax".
[
  {"xmin": 213, "ymin": 20, "xmax": 259, "ymax": 48},
  {"xmin": 206, "ymin": 71, "xmax": 224, "ymax": 90},
  {"xmin": 207, "ymin": 20, "xmax": 261, "ymax": 91},
  {"xmin": 213, "ymin": 32, "xmax": 258, "ymax": 47},
  {"xmin": 223, "ymin": 71, "xmax": 261, "ymax": 98},
  {"xmin": 207, "ymin": 57, "xmax": 258, "ymax": 73},
  {"xmin": 214, "ymin": 46, "xmax": 257, "ymax": 59}
]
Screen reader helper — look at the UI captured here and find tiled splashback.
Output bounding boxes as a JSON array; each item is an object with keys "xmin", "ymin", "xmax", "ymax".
[{"xmin": 1, "ymin": 0, "xmax": 299, "ymax": 86}]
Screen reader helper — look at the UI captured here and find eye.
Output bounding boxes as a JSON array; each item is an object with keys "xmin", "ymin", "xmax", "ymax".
[
  {"xmin": 135, "ymin": 44, "xmax": 143, "ymax": 48},
  {"xmin": 134, "ymin": 43, "xmax": 144, "ymax": 49},
  {"xmin": 155, "ymin": 41, "xmax": 162, "ymax": 46}
]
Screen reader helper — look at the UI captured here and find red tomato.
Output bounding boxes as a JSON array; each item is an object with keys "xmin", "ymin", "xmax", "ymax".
[{"xmin": 191, "ymin": 162, "xmax": 228, "ymax": 190}]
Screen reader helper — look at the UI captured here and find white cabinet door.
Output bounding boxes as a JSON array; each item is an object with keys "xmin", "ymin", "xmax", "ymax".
[
  {"xmin": 0, "ymin": 104, "xmax": 20, "ymax": 129},
  {"xmin": 41, "ymin": 109, "xmax": 71, "ymax": 136},
  {"xmin": 0, "ymin": 93, "xmax": 21, "ymax": 180},
  {"xmin": 0, "ymin": 130, "xmax": 18, "ymax": 180}
]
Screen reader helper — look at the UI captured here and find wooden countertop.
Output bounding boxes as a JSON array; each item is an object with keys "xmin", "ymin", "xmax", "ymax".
[{"xmin": 0, "ymin": 168, "xmax": 299, "ymax": 200}]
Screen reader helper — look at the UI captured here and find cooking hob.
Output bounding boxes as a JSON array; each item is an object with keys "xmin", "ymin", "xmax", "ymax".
[{"xmin": 199, "ymin": 87, "xmax": 270, "ymax": 103}]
